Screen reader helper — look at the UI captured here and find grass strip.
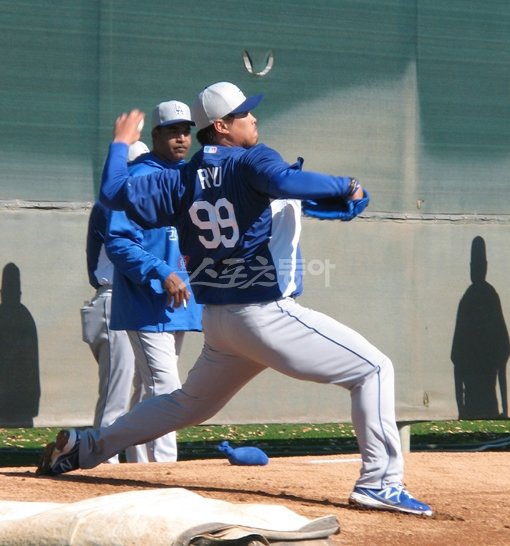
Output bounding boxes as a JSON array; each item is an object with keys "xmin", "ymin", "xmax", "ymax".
[{"xmin": 0, "ymin": 420, "xmax": 508, "ymax": 467}]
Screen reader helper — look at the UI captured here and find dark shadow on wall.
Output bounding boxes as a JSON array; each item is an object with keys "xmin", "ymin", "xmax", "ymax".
[
  {"xmin": 451, "ymin": 237, "xmax": 509, "ymax": 419},
  {"xmin": 0, "ymin": 263, "xmax": 40, "ymax": 426}
]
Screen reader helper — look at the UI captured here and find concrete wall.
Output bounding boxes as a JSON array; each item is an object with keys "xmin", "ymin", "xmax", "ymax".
[{"xmin": 2, "ymin": 203, "xmax": 508, "ymax": 427}]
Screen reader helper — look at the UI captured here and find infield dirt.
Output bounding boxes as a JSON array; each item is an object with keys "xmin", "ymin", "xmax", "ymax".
[{"xmin": 0, "ymin": 452, "xmax": 508, "ymax": 545}]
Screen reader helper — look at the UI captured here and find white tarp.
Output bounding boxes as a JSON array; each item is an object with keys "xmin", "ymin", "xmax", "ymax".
[{"xmin": 0, "ymin": 488, "xmax": 339, "ymax": 545}]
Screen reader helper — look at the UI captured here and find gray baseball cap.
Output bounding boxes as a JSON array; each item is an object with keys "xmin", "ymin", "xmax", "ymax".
[
  {"xmin": 191, "ymin": 82, "xmax": 264, "ymax": 131},
  {"xmin": 151, "ymin": 100, "xmax": 195, "ymax": 130}
]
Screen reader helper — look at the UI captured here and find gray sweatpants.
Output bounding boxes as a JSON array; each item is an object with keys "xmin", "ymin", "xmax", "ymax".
[
  {"xmin": 80, "ymin": 287, "xmax": 135, "ymax": 463},
  {"xmin": 80, "ymin": 297, "xmax": 403, "ymax": 489}
]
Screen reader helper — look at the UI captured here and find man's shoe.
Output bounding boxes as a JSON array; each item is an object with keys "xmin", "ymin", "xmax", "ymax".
[
  {"xmin": 36, "ymin": 429, "xmax": 80, "ymax": 476},
  {"xmin": 349, "ymin": 485, "xmax": 433, "ymax": 516}
]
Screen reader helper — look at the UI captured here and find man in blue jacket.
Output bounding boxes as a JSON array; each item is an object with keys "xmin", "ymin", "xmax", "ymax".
[
  {"xmin": 80, "ymin": 140, "xmax": 149, "ymax": 463},
  {"xmin": 78, "ymin": 139, "xmax": 150, "ymax": 462},
  {"xmin": 105, "ymin": 101, "xmax": 202, "ymax": 463},
  {"xmin": 81, "ymin": 201, "xmax": 135, "ymax": 463}
]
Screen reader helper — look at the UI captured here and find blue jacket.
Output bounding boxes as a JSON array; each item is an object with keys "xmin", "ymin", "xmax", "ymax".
[
  {"xmin": 101, "ymin": 143, "xmax": 354, "ymax": 305},
  {"xmin": 106, "ymin": 152, "xmax": 202, "ymax": 332}
]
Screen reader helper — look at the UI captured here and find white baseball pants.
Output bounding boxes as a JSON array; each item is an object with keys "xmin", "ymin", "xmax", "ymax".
[
  {"xmin": 124, "ymin": 330, "xmax": 184, "ymax": 463},
  {"xmin": 80, "ymin": 297, "xmax": 403, "ymax": 488}
]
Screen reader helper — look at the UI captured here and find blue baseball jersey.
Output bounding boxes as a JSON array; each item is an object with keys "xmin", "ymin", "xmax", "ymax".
[{"xmin": 101, "ymin": 142, "xmax": 354, "ymax": 304}]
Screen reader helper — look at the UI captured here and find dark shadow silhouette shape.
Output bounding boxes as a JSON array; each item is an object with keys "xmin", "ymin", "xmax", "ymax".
[
  {"xmin": 451, "ymin": 237, "xmax": 509, "ymax": 419},
  {"xmin": 0, "ymin": 263, "xmax": 40, "ymax": 426}
]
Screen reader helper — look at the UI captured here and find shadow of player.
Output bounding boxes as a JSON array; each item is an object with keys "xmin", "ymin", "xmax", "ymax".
[
  {"xmin": 0, "ymin": 262, "xmax": 40, "ymax": 426},
  {"xmin": 451, "ymin": 236, "xmax": 509, "ymax": 419}
]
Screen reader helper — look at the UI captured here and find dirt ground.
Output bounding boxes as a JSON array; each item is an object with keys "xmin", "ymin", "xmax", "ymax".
[{"xmin": 0, "ymin": 452, "xmax": 509, "ymax": 545}]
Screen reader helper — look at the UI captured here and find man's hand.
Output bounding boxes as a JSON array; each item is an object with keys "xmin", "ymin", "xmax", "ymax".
[
  {"xmin": 113, "ymin": 109, "xmax": 145, "ymax": 146},
  {"xmin": 163, "ymin": 272, "xmax": 190, "ymax": 309}
]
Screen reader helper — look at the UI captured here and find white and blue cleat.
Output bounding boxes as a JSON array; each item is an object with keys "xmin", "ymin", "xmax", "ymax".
[
  {"xmin": 349, "ymin": 485, "xmax": 433, "ymax": 516},
  {"xmin": 36, "ymin": 429, "xmax": 81, "ymax": 476}
]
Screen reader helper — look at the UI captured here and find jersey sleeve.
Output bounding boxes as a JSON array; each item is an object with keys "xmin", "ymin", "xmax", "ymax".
[
  {"xmin": 100, "ymin": 142, "xmax": 182, "ymax": 229},
  {"xmin": 105, "ymin": 211, "xmax": 172, "ymax": 286},
  {"xmin": 244, "ymin": 144, "xmax": 355, "ymax": 199}
]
